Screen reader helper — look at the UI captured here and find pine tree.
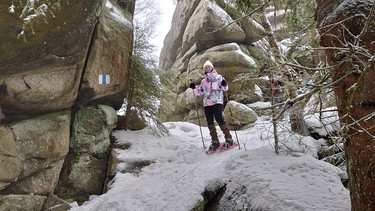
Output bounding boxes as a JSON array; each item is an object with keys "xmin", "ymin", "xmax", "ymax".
[{"xmin": 121, "ymin": 0, "xmax": 165, "ymax": 135}]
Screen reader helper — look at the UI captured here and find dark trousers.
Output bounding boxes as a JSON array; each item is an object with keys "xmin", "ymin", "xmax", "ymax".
[{"xmin": 204, "ymin": 104, "xmax": 225, "ymax": 126}]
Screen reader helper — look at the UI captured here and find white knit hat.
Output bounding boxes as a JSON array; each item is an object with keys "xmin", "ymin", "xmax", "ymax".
[{"xmin": 203, "ymin": 60, "xmax": 214, "ymax": 69}]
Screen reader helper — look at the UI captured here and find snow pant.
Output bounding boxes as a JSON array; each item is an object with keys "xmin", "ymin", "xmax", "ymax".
[
  {"xmin": 205, "ymin": 104, "xmax": 232, "ymax": 142},
  {"xmin": 272, "ymin": 94, "xmax": 282, "ymax": 105}
]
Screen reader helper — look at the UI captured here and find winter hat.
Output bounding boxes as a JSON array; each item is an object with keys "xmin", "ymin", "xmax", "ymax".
[{"xmin": 203, "ymin": 60, "xmax": 214, "ymax": 69}]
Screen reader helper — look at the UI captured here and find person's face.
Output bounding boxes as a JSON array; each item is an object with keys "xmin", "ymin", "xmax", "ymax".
[{"xmin": 205, "ymin": 66, "xmax": 213, "ymax": 73}]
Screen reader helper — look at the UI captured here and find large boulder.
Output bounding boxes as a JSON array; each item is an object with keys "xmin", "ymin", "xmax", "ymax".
[
  {"xmin": 160, "ymin": 0, "xmax": 268, "ymax": 72},
  {"xmin": 239, "ymin": 17, "xmax": 268, "ymax": 44},
  {"xmin": 187, "ymin": 43, "xmax": 258, "ymax": 86},
  {"xmin": 6, "ymin": 160, "xmax": 65, "ymax": 195},
  {"xmin": 0, "ymin": 127, "xmax": 22, "ymax": 191},
  {"xmin": 76, "ymin": 1, "xmax": 134, "ymax": 108},
  {"xmin": 70, "ymin": 105, "xmax": 117, "ymax": 156},
  {"xmin": 181, "ymin": 0, "xmax": 246, "ymax": 57},
  {"xmin": 159, "ymin": 0, "xmax": 201, "ymax": 70},
  {"xmin": 68, "ymin": 152, "xmax": 108, "ymax": 195},
  {"xmin": 0, "ymin": 195, "xmax": 46, "ymax": 211},
  {"xmin": 0, "ymin": 0, "xmax": 133, "ymax": 121},
  {"xmin": 0, "ymin": 1, "xmax": 104, "ymax": 120},
  {"xmin": 56, "ymin": 105, "xmax": 117, "ymax": 203},
  {"xmin": 5, "ymin": 111, "xmax": 71, "ymax": 195},
  {"xmin": 223, "ymin": 101, "xmax": 258, "ymax": 127},
  {"xmin": 215, "ymin": 1, "xmax": 267, "ymax": 44},
  {"xmin": 0, "ymin": 0, "xmax": 134, "ymax": 208}
]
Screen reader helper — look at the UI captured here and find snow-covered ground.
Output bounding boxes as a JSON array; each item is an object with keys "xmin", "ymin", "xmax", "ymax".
[
  {"xmin": 69, "ymin": 1, "xmax": 351, "ymax": 210},
  {"xmin": 70, "ymin": 117, "xmax": 350, "ymax": 211}
]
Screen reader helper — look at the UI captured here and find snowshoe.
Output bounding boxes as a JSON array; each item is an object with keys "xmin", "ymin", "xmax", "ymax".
[
  {"xmin": 220, "ymin": 138, "xmax": 238, "ymax": 151},
  {"xmin": 205, "ymin": 141, "xmax": 220, "ymax": 154},
  {"xmin": 221, "ymin": 138, "xmax": 234, "ymax": 148}
]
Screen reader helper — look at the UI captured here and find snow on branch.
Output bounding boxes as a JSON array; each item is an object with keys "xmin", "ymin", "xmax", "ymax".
[{"xmin": 10, "ymin": 0, "xmax": 63, "ymax": 42}]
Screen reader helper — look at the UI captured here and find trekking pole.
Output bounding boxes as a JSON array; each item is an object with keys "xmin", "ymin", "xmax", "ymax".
[
  {"xmin": 191, "ymin": 80, "xmax": 206, "ymax": 148},
  {"xmin": 225, "ymin": 91, "xmax": 241, "ymax": 149}
]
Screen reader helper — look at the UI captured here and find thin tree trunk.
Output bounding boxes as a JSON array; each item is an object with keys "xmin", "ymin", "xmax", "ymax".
[
  {"xmin": 123, "ymin": 60, "xmax": 136, "ymax": 131},
  {"xmin": 260, "ymin": 0, "xmax": 309, "ymax": 144},
  {"xmin": 123, "ymin": 84, "xmax": 134, "ymax": 131}
]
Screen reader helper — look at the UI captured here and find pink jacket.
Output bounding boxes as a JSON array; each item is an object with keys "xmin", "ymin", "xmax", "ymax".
[{"xmin": 194, "ymin": 69, "xmax": 228, "ymax": 107}]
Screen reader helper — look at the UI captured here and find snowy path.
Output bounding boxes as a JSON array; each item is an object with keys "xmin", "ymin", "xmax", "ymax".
[{"xmin": 70, "ymin": 121, "xmax": 350, "ymax": 211}]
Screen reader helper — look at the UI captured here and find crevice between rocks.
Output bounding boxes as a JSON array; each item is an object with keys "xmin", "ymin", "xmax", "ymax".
[{"xmin": 192, "ymin": 183, "xmax": 227, "ymax": 211}]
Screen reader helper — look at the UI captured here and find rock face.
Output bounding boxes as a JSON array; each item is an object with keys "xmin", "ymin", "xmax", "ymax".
[
  {"xmin": 0, "ymin": 127, "xmax": 22, "ymax": 191},
  {"xmin": 0, "ymin": 195, "xmax": 46, "ymax": 211},
  {"xmin": 181, "ymin": 0, "xmax": 246, "ymax": 57},
  {"xmin": 159, "ymin": 0, "xmax": 267, "ymax": 124},
  {"xmin": 56, "ymin": 105, "xmax": 118, "ymax": 203},
  {"xmin": 0, "ymin": 1, "xmax": 103, "ymax": 119},
  {"xmin": 0, "ymin": 0, "xmax": 134, "ymax": 210},
  {"xmin": 7, "ymin": 111, "xmax": 70, "ymax": 195},
  {"xmin": 223, "ymin": 101, "xmax": 258, "ymax": 127},
  {"xmin": 77, "ymin": 2, "xmax": 134, "ymax": 107},
  {"xmin": 0, "ymin": 0, "xmax": 133, "ymax": 120}
]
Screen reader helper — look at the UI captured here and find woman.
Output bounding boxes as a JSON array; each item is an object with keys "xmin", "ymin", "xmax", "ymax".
[{"xmin": 190, "ymin": 60, "xmax": 233, "ymax": 151}]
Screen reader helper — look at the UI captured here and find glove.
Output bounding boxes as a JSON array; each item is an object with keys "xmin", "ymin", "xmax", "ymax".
[
  {"xmin": 286, "ymin": 100, "xmax": 294, "ymax": 108},
  {"xmin": 189, "ymin": 82, "xmax": 195, "ymax": 89},
  {"xmin": 221, "ymin": 80, "xmax": 227, "ymax": 87}
]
